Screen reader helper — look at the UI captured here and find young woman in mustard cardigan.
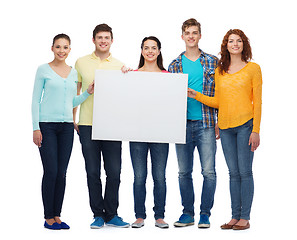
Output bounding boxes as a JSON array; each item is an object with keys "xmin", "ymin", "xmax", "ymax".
[{"xmin": 188, "ymin": 29, "xmax": 262, "ymax": 230}]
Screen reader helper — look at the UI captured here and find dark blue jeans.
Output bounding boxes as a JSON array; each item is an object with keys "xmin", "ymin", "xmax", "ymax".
[
  {"xmin": 130, "ymin": 142, "xmax": 169, "ymax": 220},
  {"xmin": 78, "ymin": 126, "xmax": 122, "ymax": 222},
  {"xmin": 39, "ymin": 122, "xmax": 74, "ymax": 219}
]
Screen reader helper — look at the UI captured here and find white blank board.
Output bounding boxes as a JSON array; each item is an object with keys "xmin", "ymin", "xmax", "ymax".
[{"xmin": 92, "ymin": 70, "xmax": 188, "ymax": 143}]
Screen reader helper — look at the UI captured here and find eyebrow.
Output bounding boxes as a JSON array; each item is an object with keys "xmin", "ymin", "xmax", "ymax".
[
  {"xmin": 97, "ymin": 35, "xmax": 111, "ymax": 38},
  {"xmin": 184, "ymin": 30, "xmax": 199, "ymax": 34},
  {"xmin": 55, "ymin": 44, "xmax": 69, "ymax": 47},
  {"xmin": 229, "ymin": 38, "xmax": 242, "ymax": 41}
]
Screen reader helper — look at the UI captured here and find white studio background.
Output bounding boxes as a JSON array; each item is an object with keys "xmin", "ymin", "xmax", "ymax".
[{"xmin": 0, "ymin": 0, "xmax": 296, "ymax": 239}]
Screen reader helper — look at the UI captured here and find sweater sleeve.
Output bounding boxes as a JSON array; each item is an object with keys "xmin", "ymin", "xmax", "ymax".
[
  {"xmin": 73, "ymin": 90, "xmax": 90, "ymax": 108},
  {"xmin": 251, "ymin": 64, "xmax": 262, "ymax": 133},
  {"xmin": 31, "ymin": 66, "xmax": 45, "ymax": 131}
]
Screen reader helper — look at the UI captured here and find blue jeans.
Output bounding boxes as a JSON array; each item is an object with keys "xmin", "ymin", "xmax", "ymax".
[
  {"xmin": 176, "ymin": 120, "xmax": 216, "ymax": 217},
  {"xmin": 78, "ymin": 126, "xmax": 122, "ymax": 222},
  {"xmin": 220, "ymin": 119, "xmax": 254, "ymax": 220},
  {"xmin": 39, "ymin": 122, "xmax": 74, "ymax": 219},
  {"xmin": 130, "ymin": 142, "xmax": 169, "ymax": 220}
]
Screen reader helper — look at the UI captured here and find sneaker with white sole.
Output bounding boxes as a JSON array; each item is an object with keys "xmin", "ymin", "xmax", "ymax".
[
  {"xmin": 174, "ymin": 214, "xmax": 194, "ymax": 227},
  {"xmin": 106, "ymin": 216, "xmax": 130, "ymax": 228},
  {"xmin": 198, "ymin": 214, "xmax": 210, "ymax": 228},
  {"xmin": 90, "ymin": 217, "xmax": 104, "ymax": 229}
]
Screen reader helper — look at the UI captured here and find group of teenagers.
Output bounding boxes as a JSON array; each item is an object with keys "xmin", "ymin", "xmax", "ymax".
[{"xmin": 32, "ymin": 18, "xmax": 262, "ymax": 231}]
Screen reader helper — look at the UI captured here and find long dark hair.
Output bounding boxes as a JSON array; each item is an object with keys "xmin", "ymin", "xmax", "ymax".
[{"xmin": 138, "ymin": 36, "xmax": 166, "ymax": 70}]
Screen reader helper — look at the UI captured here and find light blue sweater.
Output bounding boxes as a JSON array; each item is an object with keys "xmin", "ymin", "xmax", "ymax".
[{"xmin": 32, "ymin": 63, "xmax": 90, "ymax": 131}]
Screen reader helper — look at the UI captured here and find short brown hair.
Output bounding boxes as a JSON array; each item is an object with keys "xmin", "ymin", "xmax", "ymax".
[
  {"xmin": 93, "ymin": 24, "xmax": 113, "ymax": 39},
  {"xmin": 182, "ymin": 18, "xmax": 201, "ymax": 34}
]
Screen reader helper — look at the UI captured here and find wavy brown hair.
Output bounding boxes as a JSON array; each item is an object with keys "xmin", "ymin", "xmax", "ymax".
[{"xmin": 218, "ymin": 29, "xmax": 252, "ymax": 74}]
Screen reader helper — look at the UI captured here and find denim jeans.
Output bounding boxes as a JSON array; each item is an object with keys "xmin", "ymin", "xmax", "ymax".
[
  {"xmin": 176, "ymin": 120, "xmax": 216, "ymax": 217},
  {"xmin": 78, "ymin": 126, "xmax": 122, "ymax": 222},
  {"xmin": 130, "ymin": 142, "xmax": 169, "ymax": 220},
  {"xmin": 219, "ymin": 119, "xmax": 254, "ymax": 220},
  {"xmin": 39, "ymin": 122, "xmax": 74, "ymax": 219}
]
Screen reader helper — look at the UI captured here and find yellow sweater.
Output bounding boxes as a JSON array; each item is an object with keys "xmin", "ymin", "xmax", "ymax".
[{"xmin": 195, "ymin": 62, "xmax": 262, "ymax": 133}]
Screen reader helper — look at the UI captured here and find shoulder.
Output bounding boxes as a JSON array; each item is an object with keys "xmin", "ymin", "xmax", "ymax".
[
  {"xmin": 170, "ymin": 52, "xmax": 184, "ymax": 64},
  {"xmin": 168, "ymin": 52, "xmax": 184, "ymax": 71},
  {"xmin": 247, "ymin": 62, "xmax": 262, "ymax": 74},
  {"xmin": 37, "ymin": 63, "xmax": 49, "ymax": 71},
  {"xmin": 75, "ymin": 54, "xmax": 93, "ymax": 73},
  {"xmin": 201, "ymin": 50, "xmax": 218, "ymax": 62},
  {"xmin": 247, "ymin": 62, "xmax": 262, "ymax": 79},
  {"xmin": 36, "ymin": 63, "xmax": 50, "ymax": 75},
  {"xmin": 248, "ymin": 62, "xmax": 261, "ymax": 69},
  {"xmin": 76, "ymin": 54, "xmax": 92, "ymax": 64}
]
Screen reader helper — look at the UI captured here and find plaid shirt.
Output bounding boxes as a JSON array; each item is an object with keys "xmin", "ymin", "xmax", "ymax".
[{"xmin": 168, "ymin": 49, "xmax": 218, "ymax": 128}]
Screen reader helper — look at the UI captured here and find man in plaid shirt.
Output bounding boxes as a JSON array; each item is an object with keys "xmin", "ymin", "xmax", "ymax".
[{"xmin": 168, "ymin": 18, "xmax": 218, "ymax": 228}]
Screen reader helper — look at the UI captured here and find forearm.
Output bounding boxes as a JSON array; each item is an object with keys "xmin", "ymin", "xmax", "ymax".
[{"xmin": 195, "ymin": 92, "xmax": 219, "ymax": 109}]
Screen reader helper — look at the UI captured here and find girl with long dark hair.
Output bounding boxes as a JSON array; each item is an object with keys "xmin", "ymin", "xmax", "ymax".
[{"xmin": 130, "ymin": 36, "xmax": 169, "ymax": 229}]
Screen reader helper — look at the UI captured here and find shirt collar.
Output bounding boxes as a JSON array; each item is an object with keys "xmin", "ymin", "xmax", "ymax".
[
  {"xmin": 91, "ymin": 51, "xmax": 113, "ymax": 62},
  {"xmin": 175, "ymin": 48, "xmax": 205, "ymax": 63}
]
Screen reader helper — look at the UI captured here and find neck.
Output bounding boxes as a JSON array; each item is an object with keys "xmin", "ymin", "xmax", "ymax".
[
  {"xmin": 185, "ymin": 45, "xmax": 201, "ymax": 60},
  {"xmin": 230, "ymin": 53, "xmax": 244, "ymax": 65},
  {"xmin": 95, "ymin": 50, "xmax": 110, "ymax": 60},
  {"xmin": 140, "ymin": 61, "xmax": 161, "ymax": 72},
  {"xmin": 50, "ymin": 58, "xmax": 67, "ymax": 67}
]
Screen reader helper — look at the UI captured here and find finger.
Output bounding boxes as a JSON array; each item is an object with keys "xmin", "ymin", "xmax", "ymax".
[
  {"xmin": 216, "ymin": 133, "xmax": 220, "ymax": 140},
  {"xmin": 251, "ymin": 141, "xmax": 258, "ymax": 152},
  {"xmin": 39, "ymin": 134, "xmax": 42, "ymax": 147}
]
